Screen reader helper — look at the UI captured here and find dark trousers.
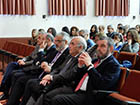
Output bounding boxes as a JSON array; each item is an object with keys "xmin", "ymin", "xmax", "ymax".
[
  {"xmin": 1, "ymin": 62, "xmax": 23, "ymax": 95},
  {"xmin": 34, "ymin": 86, "xmax": 73, "ymax": 105},
  {"xmin": 51, "ymin": 91, "xmax": 96, "ymax": 105},
  {"xmin": 1, "ymin": 62, "xmax": 19, "ymax": 85},
  {"xmin": 7, "ymin": 74, "xmax": 39, "ymax": 105},
  {"xmin": 20, "ymin": 78, "xmax": 44, "ymax": 105}
]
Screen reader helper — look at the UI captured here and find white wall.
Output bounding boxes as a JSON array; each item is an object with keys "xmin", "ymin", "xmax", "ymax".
[{"xmin": 0, "ymin": 0, "xmax": 140, "ymax": 37}]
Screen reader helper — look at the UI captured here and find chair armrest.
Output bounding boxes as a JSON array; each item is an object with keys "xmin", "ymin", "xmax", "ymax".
[
  {"xmin": 92, "ymin": 90, "xmax": 118, "ymax": 95},
  {"xmin": 125, "ymin": 101, "xmax": 140, "ymax": 105},
  {"xmin": 107, "ymin": 95, "xmax": 140, "ymax": 105},
  {"xmin": 92, "ymin": 90, "xmax": 118, "ymax": 101}
]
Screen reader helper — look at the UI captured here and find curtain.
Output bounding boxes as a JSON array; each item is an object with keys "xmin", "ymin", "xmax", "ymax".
[
  {"xmin": 0, "ymin": 0, "xmax": 35, "ymax": 15},
  {"xmin": 48, "ymin": 0, "xmax": 86, "ymax": 16},
  {"xmin": 95, "ymin": 0, "xmax": 129, "ymax": 16}
]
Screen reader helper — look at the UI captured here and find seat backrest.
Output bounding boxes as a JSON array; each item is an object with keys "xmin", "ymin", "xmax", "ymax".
[
  {"xmin": 120, "ymin": 70, "xmax": 140, "ymax": 101},
  {"xmin": 133, "ymin": 56, "xmax": 140, "ymax": 70},
  {"xmin": 117, "ymin": 51, "xmax": 137, "ymax": 68},
  {"xmin": 117, "ymin": 67, "xmax": 129, "ymax": 92}
]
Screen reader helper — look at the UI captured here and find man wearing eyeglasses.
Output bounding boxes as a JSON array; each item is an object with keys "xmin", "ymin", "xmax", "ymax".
[{"xmin": 6, "ymin": 32, "xmax": 71, "ymax": 105}]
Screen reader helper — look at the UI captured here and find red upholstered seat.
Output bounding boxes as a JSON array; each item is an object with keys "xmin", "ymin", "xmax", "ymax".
[{"xmin": 108, "ymin": 70, "xmax": 140, "ymax": 104}]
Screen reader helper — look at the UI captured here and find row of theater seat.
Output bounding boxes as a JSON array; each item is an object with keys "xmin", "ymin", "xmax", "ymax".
[
  {"xmin": 113, "ymin": 51, "xmax": 140, "ymax": 70},
  {"xmin": 0, "ymin": 41, "xmax": 35, "ymax": 71},
  {"xmin": 94, "ymin": 67, "xmax": 140, "ymax": 105}
]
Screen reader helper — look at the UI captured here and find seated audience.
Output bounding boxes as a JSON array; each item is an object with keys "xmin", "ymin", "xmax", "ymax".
[
  {"xmin": 136, "ymin": 24, "xmax": 140, "ymax": 36},
  {"xmin": 47, "ymin": 27, "xmax": 57, "ymax": 37},
  {"xmin": 79, "ymin": 29, "xmax": 95, "ymax": 50},
  {"xmin": 28, "ymin": 29, "xmax": 38, "ymax": 46},
  {"xmin": 116, "ymin": 23, "xmax": 123, "ymax": 32},
  {"xmin": 89, "ymin": 25, "xmax": 98, "ymax": 40},
  {"xmin": 62, "ymin": 26, "xmax": 70, "ymax": 34},
  {"xmin": 0, "ymin": 31, "xmax": 49, "ymax": 100},
  {"xmin": 47, "ymin": 36, "xmax": 121, "ymax": 105},
  {"xmin": 19, "ymin": 36, "xmax": 87, "ymax": 105},
  {"xmin": 6, "ymin": 32, "xmax": 70, "ymax": 105},
  {"xmin": 120, "ymin": 29, "xmax": 140, "ymax": 53},
  {"xmin": 106, "ymin": 25, "xmax": 116, "ymax": 38},
  {"xmin": 70, "ymin": 26, "xmax": 79, "ymax": 37},
  {"xmin": 98, "ymin": 25, "xmax": 107, "ymax": 37},
  {"xmin": 94, "ymin": 32, "xmax": 106, "ymax": 43},
  {"xmin": 113, "ymin": 33, "xmax": 123, "ymax": 51},
  {"xmin": 118, "ymin": 26, "xmax": 127, "ymax": 42}
]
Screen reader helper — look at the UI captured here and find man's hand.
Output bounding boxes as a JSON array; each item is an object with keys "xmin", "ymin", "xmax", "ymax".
[
  {"xmin": 40, "ymin": 74, "xmax": 52, "ymax": 86},
  {"xmin": 78, "ymin": 52, "xmax": 92, "ymax": 67},
  {"xmin": 17, "ymin": 60, "xmax": 25, "ymax": 66},
  {"xmin": 40, "ymin": 40, "xmax": 47, "ymax": 49},
  {"xmin": 41, "ymin": 62, "xmax": 51, "ymax": 73}
]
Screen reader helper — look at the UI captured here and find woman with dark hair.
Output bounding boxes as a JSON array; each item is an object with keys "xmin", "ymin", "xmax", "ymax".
[
  {"xmin": 70, "ymin": 26, "xmax": 79, "ymax": 37},
  {"xmin": 62, "ymin": 26, "xmax": 70, "ymax": 34},
  {"xmin": 113, "ymin": 33, "xmax": 123, "ymax": 51},
  {"xmin": 89, "ymin": 25, "xmax": 98, "ymax": 40},
  {"xmin": 136, "ymin": 24, "xmax": 140, "ymax": 35},
  {"xmin": 118, "ymin": 26, "xmax": 127, "ymax": 42},
  {"xmin": 120, "ymin": 29, "xmax": 140, "ymax": 53},
  {"xmin": 47, "ymin": 27, "xmax": 57, "ymax": 37}
]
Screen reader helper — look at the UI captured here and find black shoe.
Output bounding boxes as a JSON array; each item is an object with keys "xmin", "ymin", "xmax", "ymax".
[{"xmin": 0, "ymin": 94, "xmax": 8, "ymax": 100}]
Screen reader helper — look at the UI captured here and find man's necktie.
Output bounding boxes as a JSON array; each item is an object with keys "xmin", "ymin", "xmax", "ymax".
[
  {"xmin": 38, "ymin": 52, "xmax": 61, "ymax": 79},
  {"xmin": 75, "ymin": 60, "xmax": 100, "ymax": 92},
  {"xmin": 49, "ymin": 51, "xmax": 61, "ymax": 66}
]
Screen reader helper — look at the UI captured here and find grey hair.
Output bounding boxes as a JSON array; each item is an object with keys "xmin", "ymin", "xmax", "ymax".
[
  {"xmin": 98, "ymin": 36, "xmax": 114, "ymax": 50},
  {"xmin": 72, "ymin": 36, "xmax": 87, "ymax": 51},
  {"xmin": 46, "ymin": 33, "xmax": 54, "ymax": 42},
  {"xmin": 38, "ymin": 30, "xmax": 46, "ymax": 35},
  {"xmin": 56, "ymin": 31, "xmax": 71, "ymax": 44}
]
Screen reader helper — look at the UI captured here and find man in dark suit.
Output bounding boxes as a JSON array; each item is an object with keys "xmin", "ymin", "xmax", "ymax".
[
  {"xmin": 0, "ymin": 31, "xmax": 48, "ymax": 100},
  {"xmin": 19, "ymin": 36, "xmax": 87, "ymax": 105},
  {"xmin": 50, "ymin": 36, "xmax": 121, "ymax": 105},
  {"xmin": 6, "ymin": 32, "xmax": 70, "ymax": 105}
]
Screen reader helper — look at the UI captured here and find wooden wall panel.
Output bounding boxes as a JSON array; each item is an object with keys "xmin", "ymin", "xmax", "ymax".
[{"xmin": 0, "ymin": 37, "xmax": 31, "ymax": 49}]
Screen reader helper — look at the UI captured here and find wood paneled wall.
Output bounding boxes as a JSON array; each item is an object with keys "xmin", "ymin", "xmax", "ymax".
[{"xmin": 0, "ymin": 37, "xmax": 31, "ymax": 49}]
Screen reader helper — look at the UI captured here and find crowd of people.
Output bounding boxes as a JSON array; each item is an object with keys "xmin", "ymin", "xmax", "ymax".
[{"xmin": 0, "ymin": 23, "xmax": 139, "ymax": 105}]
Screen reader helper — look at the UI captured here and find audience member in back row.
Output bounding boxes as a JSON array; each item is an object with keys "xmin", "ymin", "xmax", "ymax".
[
  {"xmin": 6, "ymin": 32, "xmax": 70, "ymax": 105},
  {"xmin": 0, "ymin": 31, "xmax": 48, "ymax": 100},
  {"xmin": 50, "ymin": 36, "xmax": 121, "ymax": 105},
  {"xmin": 118, "ymin": 26, "xmax": 127, "ymax": 42},
  {"xmin": 70, "ymin": 26, "xmax": 79, "ymax": 37},
  {"xmin": 135, "ymin": 24, "xmax": 140, "ymax": 35},
  {"xmin": 47, "ymin": 27, "xmax": 57, "ymax": 37},
  {"xmin": 98, "ymin": 25, "xmax": 107, "ymax": 37},
  {"xmin": 62, "ymin": 26, "xmax": 70, "ymax": 34},
  {"xmin": 113, "ymin": 33, "xmax": 123, "ymax": 51},
  {"xmin": 106, "ymin": 25, "xmax": 116, "ymax": 38},
  {"xmin": 79, "ymin": 29, "xmax": 95, "ymax": 50},
  {"xmin": 89, "ymin": 25, "xmax": 98, "ymax": 40},
  {"xmin": 28, "ymin": 29, "xmax": 38, "ymax": 46},
  {"xmin": 120, "ymin": 29, "xmax": 140, "ymax": 53},
  {"xmin": 116, "ymin": 23, "xmax": 123, "ymax": 32}
]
